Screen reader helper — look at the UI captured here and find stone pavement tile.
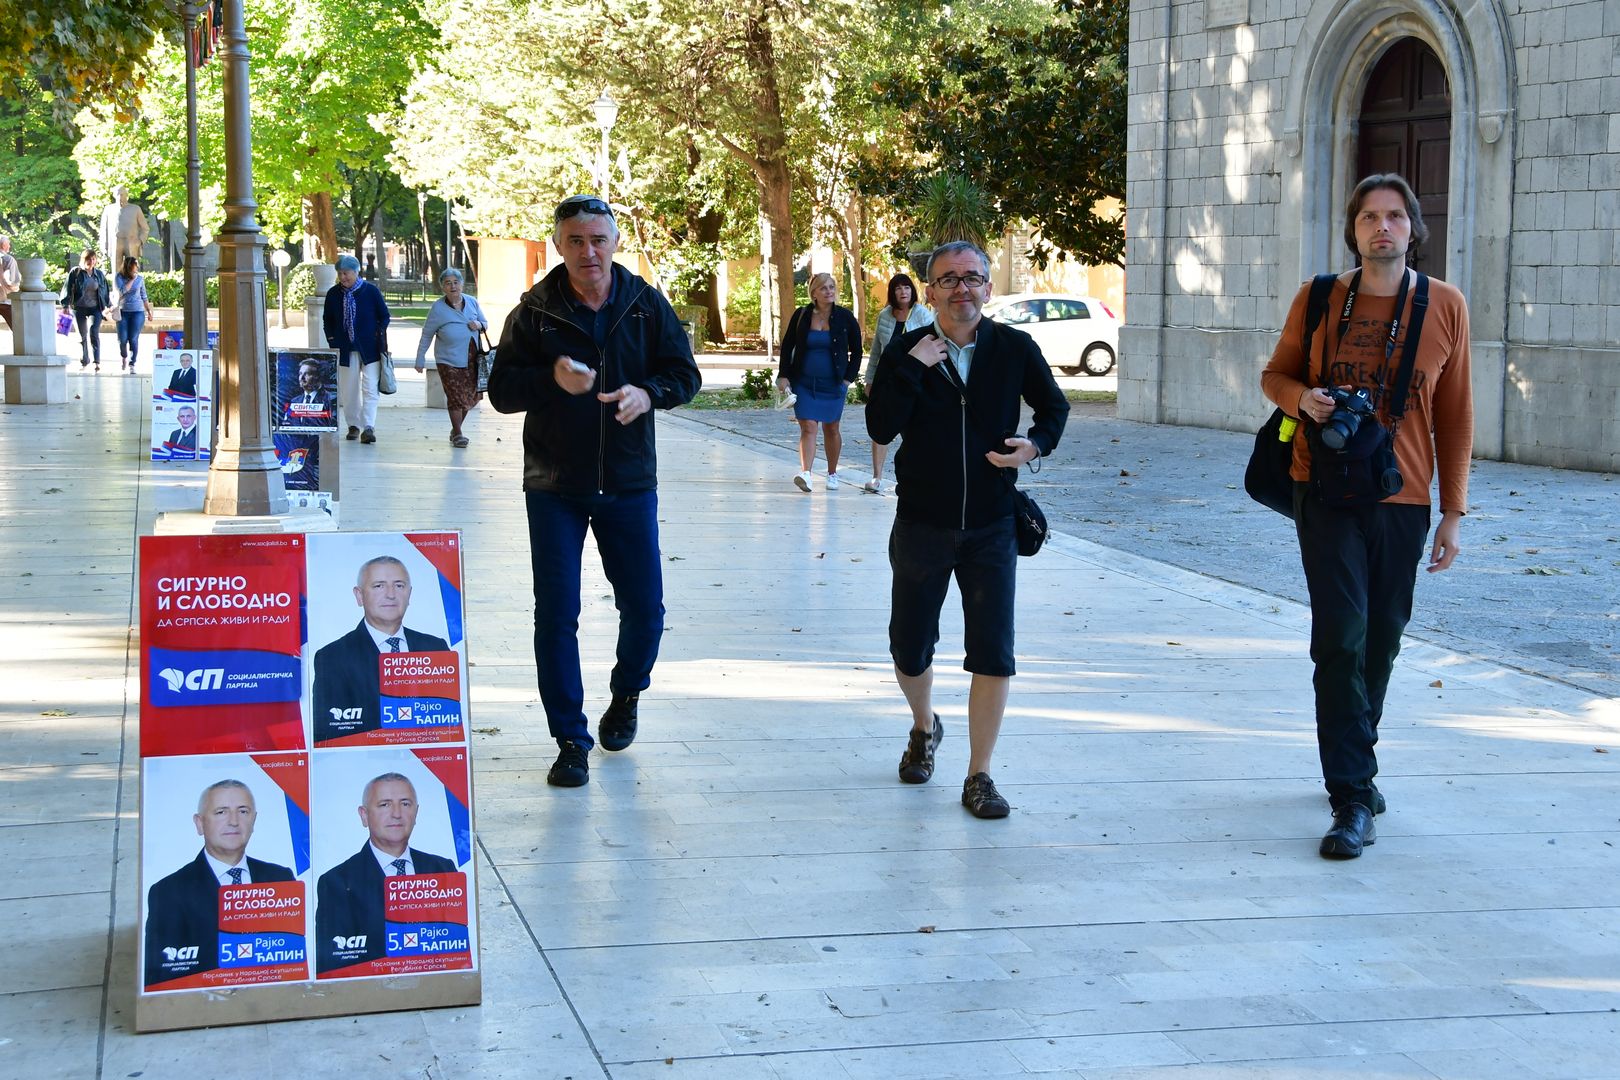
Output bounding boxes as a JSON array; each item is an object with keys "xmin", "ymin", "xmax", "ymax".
[
  {"xmin": 0, "ymin": 762, "xmax": 118, "ymax": 826},
  {"xmin": 0, "ymin": 987, "xmax": 103, "ymax": 1080},
  {"xmin": 1290, "ymin": 984, "xmax": 1546, "ymax": 1023},
  {"xmin": 0, "ymin": 891, "xmax": 111, "ymax": 994},
  {"xmin": 1017, "ymin": 993, "xmax": 1322, "ymax": 1040},
  {"xmin": 1073, "ymin": 1053, "xmax": 1437, "ymax": 1078},
  {"xmin": 1004, "ymin": 1031, "xmax": 1197, "ymax": 1072},
  {"xmin": 1487, "ymin": 1012, "xmax": 1620, "ymax": 1079},
  {"xmin": 1166, "ymin": 1015, "xmax": 1529, "ymax": 1062},
  {"xmin": 0, "ymin": 714, "xmax": 122, "ymax": 767}
]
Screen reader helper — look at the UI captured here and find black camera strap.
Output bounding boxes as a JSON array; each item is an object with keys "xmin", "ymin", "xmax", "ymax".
[{"xmin": 1318, "ymin": 269, "xmax": 1428, "ymax": 434}]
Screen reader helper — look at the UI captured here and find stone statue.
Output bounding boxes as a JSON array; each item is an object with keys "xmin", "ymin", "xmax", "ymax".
[{"xmin": 99, "ymin": 187, "xmax": 151, "ymax": 267}]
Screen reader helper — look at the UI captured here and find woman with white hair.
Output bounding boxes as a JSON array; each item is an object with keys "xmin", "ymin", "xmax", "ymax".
[
  {"xmin": 321, "ymin": 253, "xmax": 391, "ymax": 443},
  {"xmin": 775, "ymin": 272, "xmax": 862, "ymax": 491},
  {"xmin": 415, "ymin": 267, "xmax": 488, "ymax": 447}
]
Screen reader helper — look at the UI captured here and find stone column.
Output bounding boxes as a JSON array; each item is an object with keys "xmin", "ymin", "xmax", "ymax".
[
  {"xmin": 202, "ymin": 0, "xmax": 287, "ymax": 517},
  {"xmin": 306, "ymin": 262, "xmax": 335, "ymax": 348},
  {"xmin": 2, "ymin": 257, "xmax": 71, "ymax": 404}
]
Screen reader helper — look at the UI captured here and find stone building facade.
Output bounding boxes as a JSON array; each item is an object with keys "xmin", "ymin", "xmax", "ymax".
[{"xmin": 1122, "ymin": 0, "xmax": 1619, "ymax": 473}]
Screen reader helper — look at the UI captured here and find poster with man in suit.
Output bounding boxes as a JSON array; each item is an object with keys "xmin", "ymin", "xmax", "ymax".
[
  {"xmin": 312, "ymin": 749, "xmax": 476, "ymax": 980},
  {"xmin": 151, "ymin": 350, "xmax": 213, "ymax": 461},
  {"xmin": 274, "ymin": 351, "xmax": 340, "ymax": 432},
  {"xmin": 307, "ymin": 533, "xmax": 467, "ymax": 747},
  {"xmin": 140, "ymin": 756, "xmax": 310, "ymax": 992}
]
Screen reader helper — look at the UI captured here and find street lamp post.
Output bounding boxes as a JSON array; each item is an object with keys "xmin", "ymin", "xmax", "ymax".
[
  {"xmin": 271, "ymin": 249, "xmax": 291, "ymax": 328},
  {"xmin": 591, "ymin": 91, "xmax": 619, "ymax": 205},
  {"xmin": 202, "ymin": 0, "xmax": 287, "ymax": 518}
]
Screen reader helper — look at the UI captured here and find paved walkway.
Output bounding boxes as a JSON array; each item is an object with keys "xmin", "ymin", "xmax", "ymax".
[{"xmin": 1, "ymin": 368, "xmax": 1617, "ymax": 1079}]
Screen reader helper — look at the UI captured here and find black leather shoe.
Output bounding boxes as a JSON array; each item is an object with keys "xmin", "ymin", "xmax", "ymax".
[
  {"xmin": 898, "ymin": 714, "xmax": 943, "ymax": 784},
  {"xmin": 962, "ymin": 772, "xmax": 1011, "ymax": 819},
  {"xmin": 597, "ymin": 693, "xmax": 639, "ymax": 752},
  {"xmin": 547, "ymin": 740, "xmax": 590, "ymax": 787},
  {"xmin": 346, "ymin": 425, "xmax": 360, "ymax": 440},
  {"xmin": 1372, "ymin": 785, "xmax": 1387, "ymax": 815},
  {"xmin": 360, "ymin": 426, "xmax": 376, "ymax": 444},
  {"xmin": 1319, "ymin": 803, "xmax": 1376, "ymax": 858}
]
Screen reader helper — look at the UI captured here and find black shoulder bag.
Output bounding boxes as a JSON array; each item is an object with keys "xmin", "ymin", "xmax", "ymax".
[
  {"xmin": 1246, "ymin": 274, "xmax": 1336, "ymax": 518},
  {"xmin": 934, "ymin": 350, "xmax": 1048, "ymax": 557},
  {"xmin": 1308, "ymin": 271, "xmax": 1429, "ymax": 508}
]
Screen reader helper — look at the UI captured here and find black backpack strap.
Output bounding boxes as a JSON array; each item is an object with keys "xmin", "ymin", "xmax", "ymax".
[
  {"xmin": 1301, "ymin": 273, "xmax": 1336, "ymax": 386},
  {"xmin": 1385, "ymin": 272, "xmax": 1429, "ymax": 422}
]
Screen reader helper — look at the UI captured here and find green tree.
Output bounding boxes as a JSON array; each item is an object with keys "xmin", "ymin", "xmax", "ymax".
[
  {"xmin": 881, "ymin": 0, "xmax": 1126, "ymax": 268},
  {"xmin": 0, "ymin": 76, "xmax": 84, "ymax": 245},
  {"xmin": 0, "ymin": 1, "xmax": 172, "ymax": 121}
]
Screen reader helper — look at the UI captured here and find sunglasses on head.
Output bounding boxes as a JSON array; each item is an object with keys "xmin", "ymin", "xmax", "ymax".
[{"xmin": 554, "ymin": 196, "xmax": 615, "ymax": 222}]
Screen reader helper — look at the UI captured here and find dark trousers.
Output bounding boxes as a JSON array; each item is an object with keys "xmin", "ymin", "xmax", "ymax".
[
  {"xmin": 1293, "ymin": 484, "xmax": 1430, "ymax": 812},
  {"xmin": 525, "ymin": 488, "xmax": 665, "ymax": 749},
  {"xmin": 74, "ymin": 308, "xmax": 103, "ymax": 363},
  {"xmin": 888, "ymin": 515, "xmax": 1018, "ymax": 677}
]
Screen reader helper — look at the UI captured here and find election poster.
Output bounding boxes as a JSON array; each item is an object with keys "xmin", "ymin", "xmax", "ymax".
[
  {"xmin": 136, "ymin": 530, "xmax": 479, "ymax": 1031},
  {"xmin": 274, "ymin": 432, "xmax": 322, "ymax": 491},
  {"xmin": 139, "ymin": 534, "xmax": 307, "ymax": 757},
  {"xmin": 150, "ymin": 349, "xmax": 214, "ymax": 462},
  {"xmin": 305, "ymin": 532, "xmax": 467, "ymax": 748},
  {"xmin": 272, "ymin": 349, "xmax": 340, "ymax": 433},
  {"xmin": 156, "ymin": 329, "xmax": 220, "ymax": 351},
  {"xmin": 309, "ymin": 747, "xmax": 477, "ymax": 981},
  {"xmin": 140, "ymin": 754, "xmax": 312, "ymax": 992}
]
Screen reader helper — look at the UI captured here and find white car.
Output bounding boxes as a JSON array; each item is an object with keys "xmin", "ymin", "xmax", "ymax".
[{"xmin": 983, "ymin": 292, "xmax": 1120, "ymax": 376}]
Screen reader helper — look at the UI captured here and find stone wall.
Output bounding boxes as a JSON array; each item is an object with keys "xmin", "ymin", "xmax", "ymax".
[{"xmin": 1124, "ymin": 0, "xmax": 1620, "ymax": 473}]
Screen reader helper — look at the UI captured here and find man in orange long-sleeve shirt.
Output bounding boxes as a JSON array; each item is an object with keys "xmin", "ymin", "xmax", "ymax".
[{"xmin": 1262, "ymin": 174, "xmax": 1474, "ymax": 859}]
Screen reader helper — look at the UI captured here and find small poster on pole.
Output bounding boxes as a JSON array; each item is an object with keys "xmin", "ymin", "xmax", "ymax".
[
  {"xmin": 272, "ymin": 350, "xmax": 340, "ymax": 432},
  {"xmin": 151, "ymin": 349, "xmax": 214, "ymax": 461}
]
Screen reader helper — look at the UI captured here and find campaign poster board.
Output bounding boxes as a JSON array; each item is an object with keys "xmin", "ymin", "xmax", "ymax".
[
  {"xmin": 157, "ymin": 329, "xmax": 221, "ymax": 351},
  {"xmin": 272, "ymin": 349, "xmax": 340, "ymax": 433},
  {"xmin": 151, "ymin": 349, "xmax": 213, "ymax": 462},
  {"xmin": 136, "ymin": 531, "xmax": 478, "ymax": 1033}
]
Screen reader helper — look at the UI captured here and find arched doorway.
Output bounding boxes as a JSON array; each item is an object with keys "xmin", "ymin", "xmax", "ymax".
[{"xmin": 1356, "ymin": 38, "xmax": 1451, "ymax": 279}]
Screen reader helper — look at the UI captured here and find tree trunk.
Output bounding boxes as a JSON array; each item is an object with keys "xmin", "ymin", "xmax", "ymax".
[
  {"xmin": 302, "ymin": 193, "xmax": 338, "ymax": 263},
  {"xmin": 417, "ymin": 192, "xmax": 443, "ymax": 281},
  {"xmin": 841, "ymin": 192, "xmax": 867, "ymax": 330},
  {"xmin": 740, "ymin": 10, "xmax": 796, "ymax": 347},
  {"xmin": 688, "ymin": 208, "xmax": 725, "ymax": 343}
]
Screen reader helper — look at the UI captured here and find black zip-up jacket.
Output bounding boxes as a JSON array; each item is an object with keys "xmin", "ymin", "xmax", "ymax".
[
  {"xmin": 777, "ymin": 303, "xmax": 862, "ymax": 385},
  {"xmin": 866, "ymin": 319, "xmax": 1069, "ymax": 530},
  {"xmin": 488, "ymin": 263, "xmax": 701, "ymax": 494}
]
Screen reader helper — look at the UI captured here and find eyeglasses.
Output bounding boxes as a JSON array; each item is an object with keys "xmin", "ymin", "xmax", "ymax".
[
  {"xmin": 930, "ymin": 273, "xmax": 987, "ymax": 289},
  {"xmin": 554, "ymin": 196, "xmax": 615, "ymax": 222}
]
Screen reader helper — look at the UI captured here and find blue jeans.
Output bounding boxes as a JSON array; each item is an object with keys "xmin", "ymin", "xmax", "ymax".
[
  {"xmin": 525, "ymin": 488, "xmax": 666, "ymax": 748},
  {"xmin": 118, "ymin": 309, "xmax": 147, "ymax": 361}
]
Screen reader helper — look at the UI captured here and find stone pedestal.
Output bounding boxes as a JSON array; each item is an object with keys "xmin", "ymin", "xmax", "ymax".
[
  {"xmin": 306, "ymin": 263, "xmax": 336, "ymax": 349},
  {"xmin": 2, "ymin": 258, "xmax": 71, "ymax": 404}
]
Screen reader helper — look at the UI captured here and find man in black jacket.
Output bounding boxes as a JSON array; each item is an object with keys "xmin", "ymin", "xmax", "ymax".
[
  {"xmin": 866, "ymin": 241, "xmax": 1069, "ymax": 818},
  {"xmin": 488, "ymin": 195, "xmax": 701, "ymax": 788}
]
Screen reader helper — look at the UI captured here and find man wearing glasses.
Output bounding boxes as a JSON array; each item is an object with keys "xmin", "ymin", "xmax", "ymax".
[
  {"xmin": 866, "ymin": 242, "xmax": 1069, "ymax": 818},
  {"xmin": 487, "ymin": 195, "xmax": 701, "ymax": 788}
]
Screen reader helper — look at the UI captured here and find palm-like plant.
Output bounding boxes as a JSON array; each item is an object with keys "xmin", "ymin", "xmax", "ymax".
[{"xmin": 914, "ymin": 171, "xmax": 993, "ymax": 248}]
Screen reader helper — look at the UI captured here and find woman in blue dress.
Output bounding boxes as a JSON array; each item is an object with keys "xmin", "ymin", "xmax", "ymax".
[{"xmin": 775, "ymin": 272, "xmax": 862, "ymax": 491}]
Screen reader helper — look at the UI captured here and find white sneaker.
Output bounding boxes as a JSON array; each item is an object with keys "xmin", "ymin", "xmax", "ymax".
[
  {"xmin": 794, "ymin": 471, "xmax": 813, "ymax": 492},
  {"xmin": 826, "ymin": 472, "xmax": 841, "ymax": 490},
  {"xmin": 862, "ymin": 477, "xmax": 880, "ymax": 494}
]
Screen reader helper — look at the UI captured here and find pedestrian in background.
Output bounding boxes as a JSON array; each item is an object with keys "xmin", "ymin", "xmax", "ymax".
[
  {"xmin": 61, "ymin": 249, "xmax": 110, "ymax": 372},
  {"xmin": 114, "ymin": 256, "xmax": 154, "ymax": 373},
  {"xmin": 862, "ymin": 272, "xmax": 933, "ymax": 494},
  {"xmin": 323, "ymin": 253, "xmax": 391, "ymax": 444},
  {"xmin": 415, "ymin": 267, "xmax": 488, "ymax": 448},
  {"xmin": 776, "ymin": 272, "xmax": 862, "ymax": 492},
  {"xmin": 0, "ymin": 234, "xmax": 19, "ymax": 330}
]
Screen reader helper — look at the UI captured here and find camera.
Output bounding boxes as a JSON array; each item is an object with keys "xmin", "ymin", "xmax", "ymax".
[{"xmin": 1320, "ymin": 387, "xmax": 1376, "ymax": 451}]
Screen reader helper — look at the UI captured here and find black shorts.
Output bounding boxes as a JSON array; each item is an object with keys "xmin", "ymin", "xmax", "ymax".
[{"xmin": 888, "ymin": 514, "xmax": 1017, "ymax": 677}]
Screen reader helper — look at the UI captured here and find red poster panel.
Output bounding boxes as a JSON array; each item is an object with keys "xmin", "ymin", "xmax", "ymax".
[{"xmin": 139, "ymin": 536, "xmax": 307, "ymax": 756}]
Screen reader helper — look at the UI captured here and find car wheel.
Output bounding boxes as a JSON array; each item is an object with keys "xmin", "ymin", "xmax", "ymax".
[{"xmin": 1080, "ymin": 343, "xmax": 1115, "ymax": 376}]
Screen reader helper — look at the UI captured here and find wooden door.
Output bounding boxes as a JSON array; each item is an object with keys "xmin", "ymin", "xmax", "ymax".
[{"xmin": 1356, "ymin": 39, "xmax": 1450, "ymax": 279}]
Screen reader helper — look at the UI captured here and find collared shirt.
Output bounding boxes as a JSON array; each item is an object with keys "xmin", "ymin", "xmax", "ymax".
[
  {"xmin": 370, "ymin": 844, "xmax": 414, "ymax": 876},
  {"xmin": 943, "ymin": 328, "xmax": 979, "ymax": 384},
  {"xmin": 562, "ymin": 276, "xmax": 617, "ymax": 352},
  {"xmin": 204, "ymin": 851, "xmax": 250, "ymax": 886},
  {"xmin": 363, "ymin": 621, "xmax": 408, "ymax": 653}
]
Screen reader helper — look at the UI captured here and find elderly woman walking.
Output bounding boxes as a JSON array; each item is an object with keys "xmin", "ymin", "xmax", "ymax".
[
  {"xmin": 321, "ymin": 253, "xmax": 391, "ymax": 443},
  {"xmin": 415, "ymin": 268, "xmax": 488, "ymax": 447}
]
